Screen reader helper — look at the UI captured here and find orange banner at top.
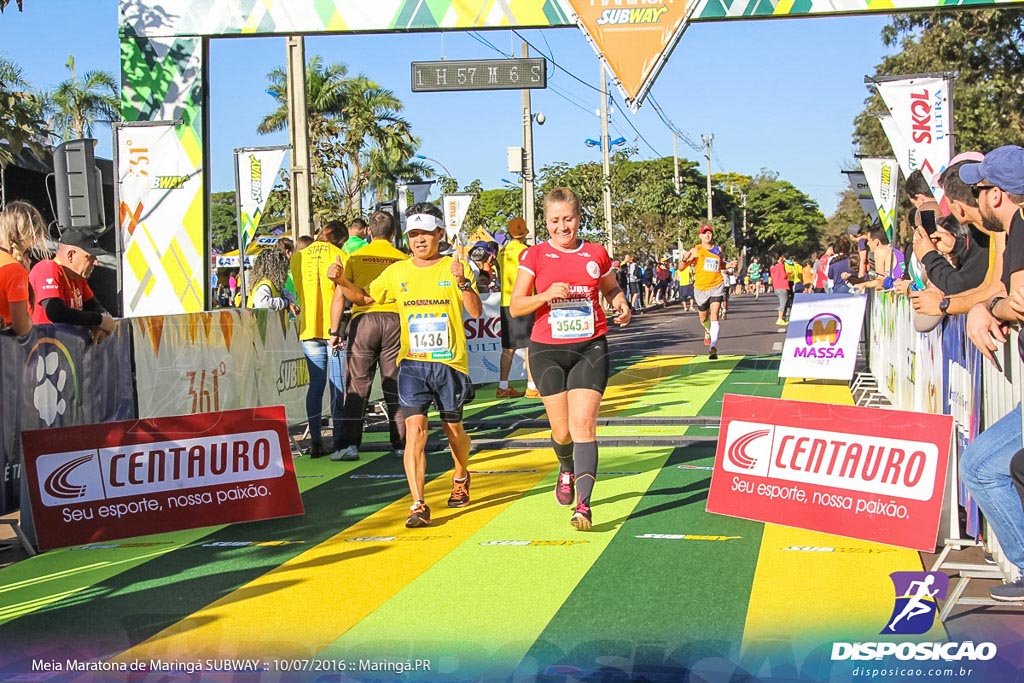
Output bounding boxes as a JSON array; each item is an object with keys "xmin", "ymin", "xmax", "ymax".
[{"xmin": 568, "ymin": 0, "xmax": 693, "ymax": 111}]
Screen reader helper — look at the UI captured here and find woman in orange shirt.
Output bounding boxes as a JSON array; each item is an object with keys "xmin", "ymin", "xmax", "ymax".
[{"xmin": 0, "ymin": 201, "xmax": 49, "ymax": 336}]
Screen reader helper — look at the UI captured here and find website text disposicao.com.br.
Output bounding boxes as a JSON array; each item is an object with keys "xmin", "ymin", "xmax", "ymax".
[{"xmin": 835, "ymin": 640, "xmax": 996, "ymax": 679}]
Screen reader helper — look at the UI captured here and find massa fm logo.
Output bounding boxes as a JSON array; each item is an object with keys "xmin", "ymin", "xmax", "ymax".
[
  {"xmin": 43, "ymin": 453, "xmax": 93, "ymax": 500},
  {"xmin": 805, "ymin": 313, "xmax": 842, "ymax": 346}
]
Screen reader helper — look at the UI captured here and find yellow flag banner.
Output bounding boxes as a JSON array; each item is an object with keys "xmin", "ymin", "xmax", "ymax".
[{"xmin": 567, "ymin": 0, "xmax": 695, "ymax": 110}]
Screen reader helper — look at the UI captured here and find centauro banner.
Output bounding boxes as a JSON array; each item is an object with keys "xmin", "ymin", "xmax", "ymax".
[
  {"xmin": 235, "ymin": 146, "xmax": 288, "ymax": 258},
  {"xmin": 873, "ymin": 75, "xmax": 953, "ymax": 203},
  {"xmin": 116, "ymin": 121, "xmax": 204, "ymax": 317},
  {"xmin": 841, "ymin": 170, "xmax": 878, "ymax": 226},
  {"xmin": 21, "ymin": 406, "xmax": 302, "ymax": 551},
  {"xmin": 858, "ymin": 156, "xmax": 899, "ymax": 238},
  {"xmin": 567, "ymin": 0, "xmax": 696, "ymax": 110},
  {"xmin": 707, "ymin": 394, "xmax": 953, "ymax": 551}
]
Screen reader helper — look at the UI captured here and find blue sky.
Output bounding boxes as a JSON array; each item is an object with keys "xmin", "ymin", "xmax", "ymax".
[{"xmin": 0, "ymin": 2, "xmax": 893, "ymax": 216}]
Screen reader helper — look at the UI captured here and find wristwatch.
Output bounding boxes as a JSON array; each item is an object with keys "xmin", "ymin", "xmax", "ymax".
[
  {"xmin": 457, "ymin": 280, "xmax": 474, "ymax": 291},
  {"xmin": 939, "ymin": 298, "xmax": 950, "ymax": 314}
]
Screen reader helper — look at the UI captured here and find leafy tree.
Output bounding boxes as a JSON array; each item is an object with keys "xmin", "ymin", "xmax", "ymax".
[
  {"xmin": 0, "ymin": 55, "xmax": 48, "ymax": 170},
  {"xmin": 210, "ymin": 191, "xmax": 238, "ymax": 253},
  {"xmin": 743, "ymin": 172, "xmax": 825, "ymax": 259},
  {"xmin": 44, "ymin": 55, "xmax": 119, "ymax": 141},
  {"xmin": 463, "ymin": 182, "xmax": 521, "ymax": 236},
  {"xmin": 824, "ymin": 188, "xmax": 867, "ymax": 249},
  {"xmin": 853, "ymin": 11, "xmax": 1024, "ymax": 156}
]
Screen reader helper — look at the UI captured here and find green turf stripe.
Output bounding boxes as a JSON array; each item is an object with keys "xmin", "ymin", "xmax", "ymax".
[
  {"xmin": 0, "ymin": 455, "xmax": 366, "ymax": 626},
  {"xmin": 321, "ymin": 446, "xmax": 672, "ymax": 675},
  {"xmin": 518, "ymin": 357, "xmax": 784, "ymax": 677}
]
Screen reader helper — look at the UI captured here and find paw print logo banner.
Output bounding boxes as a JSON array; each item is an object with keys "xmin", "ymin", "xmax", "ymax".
[{"xmin": 0, "ymin": 324, "xmax": 135, "ymax": 515}]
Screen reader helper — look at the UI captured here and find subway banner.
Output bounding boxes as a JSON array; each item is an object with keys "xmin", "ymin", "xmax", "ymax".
[
  {"xmin": 873, "ymin": 75, "xmax": 953, "ymax": 204},
  {"xmin": 707, "ymin": 394, "xmax": 953, "ymax": 551},
  {"xmin": 21, "ymin": 407, "xmax": 302, "ymax": 551},
  {"xmin": 567, "ymin": 0, "xmax": 694, "ymax": 110},
  {"xmin": 116, "ymin": 121, "xmax": 204, "ymax": 317},
  {"xmin": 857, "ymin": 156, "xmax": 899, "ymax": 239},
  {"xmin": 778, "ymin": 294, "xmax": 866, "ymax": 381},
  {"xmin": 876, "ymin": 113, "xmax": 911, "ymax": 181},
  {"xmin": 235, "ymin": 145, "xmax": 288, "ymax": 258}
]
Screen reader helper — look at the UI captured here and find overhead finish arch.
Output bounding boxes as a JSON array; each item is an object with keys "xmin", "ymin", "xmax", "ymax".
[{"xmin": 118, "ymin": 0, "xmax": 1024, "ymax": 315}]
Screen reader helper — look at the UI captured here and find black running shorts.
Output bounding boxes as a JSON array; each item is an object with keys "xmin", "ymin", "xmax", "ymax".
[
  {"xmin": 528, "ymin": 336, "xmax": 609, "ymax": 396},
  {"xmin": 500, "ymin": 306, "xmax": 534, "ymax": 350}
]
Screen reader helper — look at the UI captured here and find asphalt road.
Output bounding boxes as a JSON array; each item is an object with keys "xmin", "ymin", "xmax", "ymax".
[{"xmin": 605, "ymin": 291, "xmax": 786, "ymax": 362}]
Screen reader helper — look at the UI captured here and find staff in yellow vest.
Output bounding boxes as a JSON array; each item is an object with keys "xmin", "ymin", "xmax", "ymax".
[{"xmin": 248, "ymin": 249, "xmax": 299, "ymax": 314}]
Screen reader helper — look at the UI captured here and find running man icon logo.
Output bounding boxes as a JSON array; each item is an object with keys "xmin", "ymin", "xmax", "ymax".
[
  {"xmin": 805, "ymin": 313, "xmax": 842, "ymax": 346},
  {"xmin": 882, "ymin": 571, "xmax": 948, "ymax": 635}
]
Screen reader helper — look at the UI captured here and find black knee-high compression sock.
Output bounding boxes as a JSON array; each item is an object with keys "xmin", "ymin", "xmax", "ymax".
[
  {"xmin": 573, "ymin": 441, "xmax": 598, "ymax": 506},
  {"xmin": 552, "ymin": 438, "xmax": 574, "ymax": 472}
]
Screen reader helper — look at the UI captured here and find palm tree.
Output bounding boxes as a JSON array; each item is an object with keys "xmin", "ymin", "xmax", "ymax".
[
  {"xmin": 363, "ymin": 134, "xmax": 433, "ymax": 205},
  {"xmin": 45, "ymin": 55, "xmax": 119, "ymax": 141},
  {"xmin": 259, "ymin": 57, "xmax": 426, "ymax": 220}
]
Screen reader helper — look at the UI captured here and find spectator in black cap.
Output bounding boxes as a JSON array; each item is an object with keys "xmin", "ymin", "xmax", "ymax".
[
  {"xmin": 957, "ymin": 144, "xmax": 1024, "ymax": 603},
  {"xmin": 29, "ymin": 228, "xmax": 114, "ymax": 344}
]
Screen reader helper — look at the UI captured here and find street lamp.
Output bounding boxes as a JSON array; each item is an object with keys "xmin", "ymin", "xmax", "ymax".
[{"xmin": 415, "ymin": 154, "xmax": 454, "ymax": 179}]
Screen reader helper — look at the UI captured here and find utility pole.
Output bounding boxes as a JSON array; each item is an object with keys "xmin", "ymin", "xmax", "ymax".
[
  {"xmin": 601, "ymin": 64, "xmax": 614, "ymax": 258},
  {"xmin": 703, "ymin": 133, "xmax": 714, "ymax": 223},
  {"xmin": 521, "ymin": 43, "xmax": 537, "ymax": 245},
  {"xmin": 286, "ymin": 36, "xmax": 312, "ymax": 239},
  {"xmin": 673, "ymin": 133, "xmax": 680, "ymax": 194}
]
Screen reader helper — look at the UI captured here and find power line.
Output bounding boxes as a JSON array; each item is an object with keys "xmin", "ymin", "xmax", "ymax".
[
  {"xmin": 475, "ymin": 30, "xmax": 665, "ymax": 158},
  {"xmin": 648, "ymin": 94, "xmax": 701, "ymax": 153}
]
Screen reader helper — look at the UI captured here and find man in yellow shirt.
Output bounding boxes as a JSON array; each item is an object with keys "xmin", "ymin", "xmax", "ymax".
[
  {"xmin": 290, "ymin": 220, "xmax": 347, "ymax": 459},
  {"xmin": 327, "ymin": 211, "xmax": 408, "ymax": 462},
  {"xmin": 496, "ymin": 217, "xmax": 538, "ymax": 398},
  {"xmin": 680, "ymin": 225, "xmax": 726, "ymax": 360},
  {"xmin": 332, "ymin": 203, "xmax": 482, "ymax": 528}
]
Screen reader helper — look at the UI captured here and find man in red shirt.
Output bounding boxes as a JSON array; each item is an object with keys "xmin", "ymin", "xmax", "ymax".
[{"xmin": 29, "ymin": 229, "xmax": 115, "ymax": 343}]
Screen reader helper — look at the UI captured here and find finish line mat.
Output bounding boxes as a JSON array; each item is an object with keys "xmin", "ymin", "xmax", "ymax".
[{"xmin": 0, "ymin": 355, "xmax": 1014, "ymax": 682}]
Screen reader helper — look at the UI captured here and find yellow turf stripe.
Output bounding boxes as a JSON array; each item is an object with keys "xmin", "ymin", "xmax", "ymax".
[
  {"xmin": 740, "ymin": 378, "xmax": 943, "ymax": 661},
  {"xmin": 114, "ymin": 356, "xmax": 693, "ymax": 661}
]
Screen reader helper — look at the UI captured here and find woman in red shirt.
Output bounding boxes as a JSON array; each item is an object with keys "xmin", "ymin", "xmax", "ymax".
[
  {"xmin": 510, "ymin": 188, "xmax": 631, "ymax": 530},
  {"xmin": 0, "ymin": 201, "xmax": 48, "ymax": 336}
]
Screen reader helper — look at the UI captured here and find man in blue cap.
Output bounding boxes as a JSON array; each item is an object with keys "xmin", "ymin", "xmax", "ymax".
[{"xmin": 957, "ymin": 144, "xmax": 1024, "ymax": 602}]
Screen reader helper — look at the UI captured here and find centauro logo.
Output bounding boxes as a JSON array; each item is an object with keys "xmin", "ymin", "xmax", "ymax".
[
  {"xmin": 596, "ymin": 6, "xmax": 670, "ymax": 25},
  {"xmin": 276, "ymin": 357, "xmax": 310, "ymax": 394},
  {"xmin": 153, "ymin": 175, "xmax": 190, "ymax": 190},
  {"xmin": 721, "ymin": 420, "xmax": 938, "ymax": 500},
  {"xmin": 35, "ymin": 431, "xmax": 285, "ymax": 507}
]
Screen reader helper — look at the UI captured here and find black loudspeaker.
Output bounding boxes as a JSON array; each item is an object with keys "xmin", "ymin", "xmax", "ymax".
[{"xmin": 52, "ymin": 138, "xmax": 105, "ymax": 233}]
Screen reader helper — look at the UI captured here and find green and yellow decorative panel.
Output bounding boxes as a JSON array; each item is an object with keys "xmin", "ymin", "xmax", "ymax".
[
  {"xmin": 119, "ymin": 34, "xmax": 206, "ymax": 315},
  {"xmin": 121, "ymin": 0, "xmax": 1024, "ymax": 36}
]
